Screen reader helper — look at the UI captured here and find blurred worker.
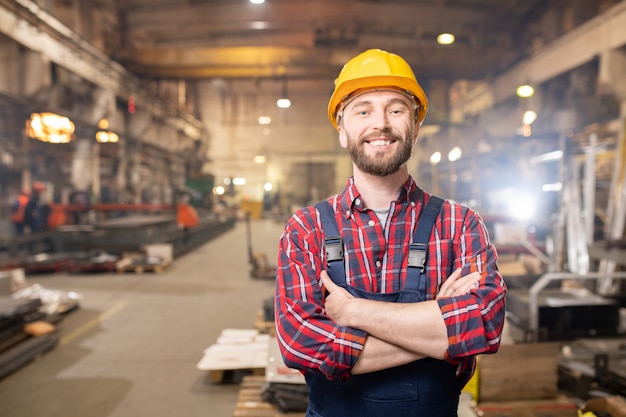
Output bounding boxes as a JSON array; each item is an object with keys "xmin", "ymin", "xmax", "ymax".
[
  {"xmin": 274, "ymin": 49, "xmax": 507, "ymax": 417},
  {"xmin": 23, "ymin": 182, "xmax": 46, "ymax": 233},
  {"xmin": 10, "ymin": 190, "xmax": 30, "ymax": 236}
]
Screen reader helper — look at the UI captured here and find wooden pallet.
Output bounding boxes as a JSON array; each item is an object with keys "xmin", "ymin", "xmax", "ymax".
[
  {"xmin": 208, "ymin": 366, "xmax": 266, "ymax": 384},
  {"xmin": 233, "ymin": 376, "xmax": 305, "ymax": 417}
]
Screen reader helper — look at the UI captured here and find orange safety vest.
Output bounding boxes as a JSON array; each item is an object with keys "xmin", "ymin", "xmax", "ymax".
[
  {"xmin": 177, "ymin": 203, "xmax": 199, "ymax": 228},
  {"xmin": 11, "ymin": 195, "xmax": 29, "ymax": 223}
]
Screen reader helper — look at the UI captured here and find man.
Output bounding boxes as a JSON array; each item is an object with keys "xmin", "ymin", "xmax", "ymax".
[
  {"xmin": 11, "ymin": 190, "xmax": 30, "ymax": 236},
  {"xmin": 274, "ymin": 49, "xmax": 507, "ymax": 417},
  {"xmin": 23, "ymin": 182, "xmax": 45, "ymax": 233}
]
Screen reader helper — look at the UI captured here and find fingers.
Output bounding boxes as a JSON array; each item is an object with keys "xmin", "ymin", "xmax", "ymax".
[
  {"xmin": 438, "ymin": 268, "xmax": 462, "ymax": 294},
  {"xmin": 448, "ymin": 267, "xmax": 462, "ymax": 281},
  {"xmin": 437, "ymin": 270, "xmax": 482, "ymax": 299},
  {"xmin": 453, "ymin": 272, "xmax": 482, "ymax": 294}
]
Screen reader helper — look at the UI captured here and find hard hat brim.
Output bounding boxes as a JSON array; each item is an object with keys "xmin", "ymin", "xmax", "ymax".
[{"xmin": 328, "ymin": 75, "xmax": 428, "ymax": 129}]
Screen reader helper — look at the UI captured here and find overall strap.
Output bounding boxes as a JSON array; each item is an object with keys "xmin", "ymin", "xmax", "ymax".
[
  {"xmin": 406, "ymin": 195, "xmax": 445, "ymax": 291},
  {"xmin": 316, "ymin": 196, "xmax": 445, "ymax": 290},
  {"xmin": 314, "ymin": 201, "xmax": 346, "ymax": 285}
]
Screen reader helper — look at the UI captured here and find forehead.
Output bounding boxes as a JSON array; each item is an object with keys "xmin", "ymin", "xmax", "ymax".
[{"xmin": 344, "ymin": 89, "xmax": 414, "ymax": 110}]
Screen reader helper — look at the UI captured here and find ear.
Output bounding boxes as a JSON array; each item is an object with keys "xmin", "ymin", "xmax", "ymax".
[
  {"xmin": 412, "ymin": 123, "xmax": 420, "ymax": 144},
  {"xmin": 337, "ymin": 125, "xmax": 348, "ymax": 149}
]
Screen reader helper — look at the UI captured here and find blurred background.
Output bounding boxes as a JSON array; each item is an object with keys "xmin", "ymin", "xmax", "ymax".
[
  {"xmin": 0, "ymin": 0, "xmax": 623, "ymax": 231},
  {"xmin": 2, "ymin": 2, "xmax": 626, "ymax": 416}
]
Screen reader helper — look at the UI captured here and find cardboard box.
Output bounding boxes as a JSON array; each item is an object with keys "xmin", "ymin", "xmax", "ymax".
[{"xmin": 479, "ymin": 342, "xmax": 560, "ymax": 402}]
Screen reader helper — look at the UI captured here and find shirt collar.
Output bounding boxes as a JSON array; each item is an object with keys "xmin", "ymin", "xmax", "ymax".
[{"xmin": 339, "ymin": 176, "xmax": 423, "ymax": 218}]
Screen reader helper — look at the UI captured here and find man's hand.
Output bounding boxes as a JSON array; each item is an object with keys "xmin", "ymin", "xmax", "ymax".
[
  {"xmin": 437, "ymin": 268, "xmax": 481, "ymax": 299},
  {"xmin": 320, "ymin": 270, "xmax": 356, "ymax": 326}
]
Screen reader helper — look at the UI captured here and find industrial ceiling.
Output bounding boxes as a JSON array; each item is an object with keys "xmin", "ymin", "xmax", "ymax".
[
  {"xmin": 107, "ymin": 0, "xmax": 551, "ymax": 83},
  {"xmin": 1, "ymin": 0, "xmax": 624, "ymax": 210}
]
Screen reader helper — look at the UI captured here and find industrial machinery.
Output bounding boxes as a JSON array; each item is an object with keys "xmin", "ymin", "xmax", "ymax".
[
  {"xmin": 558, "ymin": 338, "xmax": 626, "ymax": 399},
  {"xmin": 506, "ymin": 272, "xmax": 626, "ymax": 343}
]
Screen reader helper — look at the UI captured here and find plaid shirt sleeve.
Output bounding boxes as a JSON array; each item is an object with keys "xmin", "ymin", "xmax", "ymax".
[
  {"xmin": 274, "ymin": 205, "xmax": 367, "ymax": 380},
  {"xmin": 433, "ymin": 199, "xmax": 507, "ymax": 364}
]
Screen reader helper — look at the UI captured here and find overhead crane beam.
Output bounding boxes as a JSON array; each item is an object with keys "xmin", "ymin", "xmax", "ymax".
[{"xmin": 453, "ymin": 0, "xmax": 626, "ymax": 116}]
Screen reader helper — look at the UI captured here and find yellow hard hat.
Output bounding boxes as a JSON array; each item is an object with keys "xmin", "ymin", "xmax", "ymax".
[{"xmin": 327, "ymin": 49, "xmax": 428, "ymax": 129}]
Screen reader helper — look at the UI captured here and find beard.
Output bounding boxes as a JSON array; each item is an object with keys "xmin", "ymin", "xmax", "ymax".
[{"xmin": 346, "ymin": 128, "xmax": 415, "ymax": 177}]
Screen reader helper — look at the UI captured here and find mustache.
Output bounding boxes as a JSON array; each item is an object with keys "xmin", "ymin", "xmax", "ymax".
[{"xmin": 362, "ymin": 130, "xmax": 402, "ymax": 142}]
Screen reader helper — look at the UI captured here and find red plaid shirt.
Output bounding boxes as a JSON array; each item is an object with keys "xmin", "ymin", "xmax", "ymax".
[{"xmin": 275, "ymin": 176, "xmax": 506, "ymax": 384}]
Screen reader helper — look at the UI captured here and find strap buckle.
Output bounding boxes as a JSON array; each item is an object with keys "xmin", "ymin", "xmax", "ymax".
[
  {"xmin": 408, "ymin": 242, "xmax": 427, "ymax": 270},
  {"xmin": 325, "ymin": 236, "xmax": 344, "ymax": 265}
]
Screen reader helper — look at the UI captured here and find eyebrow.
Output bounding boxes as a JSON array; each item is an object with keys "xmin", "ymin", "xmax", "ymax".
[{"xmin": 350, "ymin": 97, "xmax": 412, "ymax": 110}]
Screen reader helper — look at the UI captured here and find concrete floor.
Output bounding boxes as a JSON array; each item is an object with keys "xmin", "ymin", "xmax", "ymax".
[{"xmin": 0, "ymin": 217, "xmax": 285, "ymax": 417}]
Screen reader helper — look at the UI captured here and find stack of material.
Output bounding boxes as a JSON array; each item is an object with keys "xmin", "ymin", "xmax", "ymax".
[
  {"xmin": 7, "ymin": 251, "xmax": 119, "ymax": 274},
  {"xmin": 0, "ymin": 296, "xmax": 57, "ymax": 379},
  {"xmin": 65, "ymin": 250, "xmax": 119, "ymax": 273},
  {"xmin": 196, "ymin": 328, "xmax": 270, "ymax": 383},
  {"xmin": 226, "ymin": 336, "xmax": 307, "ymax": 417},
  {"xmin": 473, "ymin": 342, "xmax": 578, "ymax": 417},
  {"xmin": 0, "ymin": 269, "xmax": 82, "ymax": 379},
  {"xmin": 116, "ymin": 243, "xmax": 173, "ymax": 274},
  {"xmin": 261, "ymin": 337, "xmax": 308, "ymax": 413}
]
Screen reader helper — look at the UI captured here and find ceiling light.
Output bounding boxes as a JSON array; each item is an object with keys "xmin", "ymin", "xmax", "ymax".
[
  {"xmin": 276, "ymin": 98, "xmax": 291, "ymax": 108},
  {"xmin": 258, "ymin": 116, "xmax": 272, "ymax": 125},
  {"xmin": 250, "ymin": 0, "xmax": 265, "ymax": 4},
  {"xmin": 251, "ymin": 21, "xmax": 268, "ymax": 29},
  {"xmin": 277, "ymin": 77, "xmax": 291, "ymax": 108},
  {"xmin": 98, "ymin": 118, "xmax": 109, "ymax": 129},
  {"xmin": 529, "ymin": 150, "xmax": 563, "ymax": 164},
  {"xmin": 523, "ymin": 110, "xmax": 537, "ymax": 125},
  {"xmin": 26, "ymin": 112, "xmax": 75, "ymax": 143},
  {"xmin": 254, "ymin": 155, "xmax": 266, "ymax": 164},
  {"xmin": 516, "ymin": 84, "xmax": 534, "ymax": 98},
  {"xmin": 542, "ymin": 182, "xmax": 562, "ymax": 192},
  {"xmin": 430, "ymin": 151, "xmax": 442, "ymax": 165},
  {"xmin": 437, "ymin": 33, "xmax": 455, "ymax": 45},
  {"xmin": 448, "ymin": 146, "xmax": 462, "ymax": 162},
  {"xmin": 96, "ymin": 131, "xmax": 119, "ymax": 143}
]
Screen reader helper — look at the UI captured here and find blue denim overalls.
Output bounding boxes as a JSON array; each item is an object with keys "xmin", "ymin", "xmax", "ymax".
[{"xmin": 306, "ymin": 196, "xmax": 460, "ymax": 417}]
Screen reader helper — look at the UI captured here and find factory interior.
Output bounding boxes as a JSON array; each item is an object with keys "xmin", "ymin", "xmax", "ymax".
[{"xmin": 1, "ymin": 0, "xmax": 626, "ymax": 416}]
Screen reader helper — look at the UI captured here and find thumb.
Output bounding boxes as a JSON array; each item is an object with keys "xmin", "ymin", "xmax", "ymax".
[{"xmin": 320, "ymin": 270, "xmax": 337, "ymax": 294}]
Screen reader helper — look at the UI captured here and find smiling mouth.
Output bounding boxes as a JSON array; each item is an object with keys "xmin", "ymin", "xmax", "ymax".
[{"xmin": 366, "ymin": 138, "xmax": 395, "ymax": 146}]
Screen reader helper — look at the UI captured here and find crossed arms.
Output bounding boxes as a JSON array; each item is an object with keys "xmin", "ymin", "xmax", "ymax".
[{"xmin": 321, "ymin": 268, "xmax": 481, "ymax": 374}]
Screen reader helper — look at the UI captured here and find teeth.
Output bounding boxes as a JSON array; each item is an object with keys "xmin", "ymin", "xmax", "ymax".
[{"xmin": 369, "ymin": 140, "xmax": 391, "ymax": 146}]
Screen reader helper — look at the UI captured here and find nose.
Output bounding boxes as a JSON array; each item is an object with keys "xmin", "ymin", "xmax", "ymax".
[{"xmin": 370, "ymin": 107, "xmax": 390, "ymax": 129}]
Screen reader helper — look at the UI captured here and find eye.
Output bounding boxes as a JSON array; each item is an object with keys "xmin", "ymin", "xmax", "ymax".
[
  {"xmin": 390, "ymin": 108, "xmax": 407, "ymax": 115},
  {"xmin": 352, "ymin": 108, "xmax": 370, "ymax": 117}
]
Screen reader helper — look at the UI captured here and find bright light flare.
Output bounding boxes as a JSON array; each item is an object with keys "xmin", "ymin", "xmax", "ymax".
[{"xmin": 507, "ymin": 194, "xmax": 536, "ymax": 220}]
